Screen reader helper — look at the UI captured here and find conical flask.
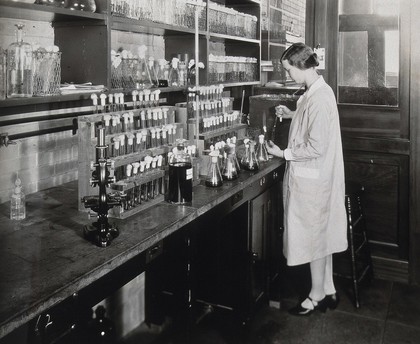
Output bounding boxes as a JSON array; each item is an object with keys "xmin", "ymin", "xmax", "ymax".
[
  {"xmin": 241, "ymin": 139, "xmax": 259, "ymax": 171},
  {"xmin": 205, "ymin": 151, "xmax": 223, "ymax": 187},
  {"xmin": 221, "ymin": 145, "xmax": 238, "ymax": 181},
  {"xmin": 256, "ymin": 134, "xmax": 269, "ymax": 162},
  {"xmin": 7, "ymin": 24, "xmax": 33, "ymax": 98}
]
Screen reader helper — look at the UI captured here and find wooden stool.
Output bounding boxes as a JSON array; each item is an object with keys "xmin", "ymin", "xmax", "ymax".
[{"xmin": 334, "ymin": 181, "xmax": 373, "ymax": 308}]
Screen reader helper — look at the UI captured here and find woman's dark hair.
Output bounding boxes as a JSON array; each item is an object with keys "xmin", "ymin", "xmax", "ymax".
[{"xmin": 281, "ymin": 43, "xmax": 319, "ymax": 70}]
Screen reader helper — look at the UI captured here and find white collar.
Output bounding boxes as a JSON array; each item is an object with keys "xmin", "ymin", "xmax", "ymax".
[{"xmin": 305, "ymin": 76, "xmax": 325, "ymax": 98}]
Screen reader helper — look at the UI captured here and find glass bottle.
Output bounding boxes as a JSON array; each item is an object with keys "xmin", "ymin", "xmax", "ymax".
[
  {"xmin": 205, "ymin": 151, "xmax": 223, "ymax": 187},
  {"xmin": 256, "ymin": 134, "xmax": 269, "ymax": 162},
  {"xmin": 10, "ymin": 173, "xmax": 26, "ymax": 220},
  {"xmin": 168, "ymin": 139, "xmax": 193, "ymax": 204},
  {"xmin": 169, "ymin": 57, "xmax": 180, "ymax": 87},
  {"xmin": 7, "ymin": 24, "xmax": 33, "ymax": 98},
  {"xmin": 156, "ymin": 58, "xmax": 169, "ymax": 87}
]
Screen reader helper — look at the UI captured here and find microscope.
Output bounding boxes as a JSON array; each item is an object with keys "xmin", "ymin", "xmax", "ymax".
[{"xmin": 81, "ymin": 126, "xmax": 121, "ymax": 247}]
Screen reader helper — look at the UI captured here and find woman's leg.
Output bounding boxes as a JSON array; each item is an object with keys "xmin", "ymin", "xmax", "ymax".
[
  {"xmin": 308, "ymin": 256, "xmax": 327, "ymax": 301},
  {"xmin": 323, "ymin": 254, "xmax": 336, "ymax": 295}
]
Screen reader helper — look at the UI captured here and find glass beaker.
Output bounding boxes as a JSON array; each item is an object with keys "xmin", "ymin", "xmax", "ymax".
[
  {"xmin": 205, "ymin": 151, "xmax": 223, "ymax": 187},
  {"xmin": 256, "ymin": 134, "xmax": 269, "ymax": 162},
  {"xmin": 7, "ymin": 24, "xmax": 33, "ymax": 98}
]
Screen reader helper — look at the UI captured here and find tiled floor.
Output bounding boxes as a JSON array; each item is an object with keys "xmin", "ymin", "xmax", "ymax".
[{"xmin": 123, "ymin": 268, "xmax": 420, "ymax": 344}]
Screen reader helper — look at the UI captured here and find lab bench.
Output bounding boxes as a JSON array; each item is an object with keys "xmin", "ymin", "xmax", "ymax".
[{"xmin": 0, "ymin": 159, "xmax": 284, "ymax": 343}]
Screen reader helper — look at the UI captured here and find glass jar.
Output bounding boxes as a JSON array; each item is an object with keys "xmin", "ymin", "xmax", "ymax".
[
  {"xmin": 168, "ymin": 140, "xmax": 193, "ymax": 204},
  {"xmin": 7, "ymin": 24, "xmax": 33, "ymax": 98}
]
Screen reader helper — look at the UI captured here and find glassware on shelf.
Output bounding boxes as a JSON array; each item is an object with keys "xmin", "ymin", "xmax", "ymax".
[
  {"xmin": 205, "ymin": 150, "xmax": 223, "ymax": 187},
  {"xmin": 6, "ymin": 24, "xmax": 34, "ymax": 98},
  {"xmin": 32, "ymin": 46, "xmax": 61, "ymax": 96},
  {"xmin": 169, "ymin": 57, "xmax": 180, "ymax": 87},
  {"xmin": 136, "ymin": 45, "xmax": 153, "ymax": 89},
  {"xmin": 156, "ymin": 58, "xmax": 169, "ymax": 87},
  {"xmin": 65, "ymin": 0, "xmax": 96, "ymax": 12},
  {"xmin": 178, "ymin": 60, "xmax": 187, "ymax": 87},
  {"xmin": 256, "ymin": 134, "xmax": 269, "ymax": 162}
]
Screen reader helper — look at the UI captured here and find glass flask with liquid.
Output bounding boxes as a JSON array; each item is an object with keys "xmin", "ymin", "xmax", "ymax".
[
  {"xmin": 241, "ymin": 139, "xmax": 259, "ymax": 171},
  {"xmin": 205, "ymin": 150, "xmax": 223, "ymax": 187},
  {"xmin": 221, "ymin": 145, "xmax": 239, "ymax": 181},
  {"xmin": 169, "ymin": 57, "xmax": 180, "ymax": 86},
  {"xmin": 7, "ymin": 24, "xmax": 33, "ymax": 98},
  {"xmin": 168, "ymin": 140, "xmax": 193, "ymax": 204},
  {"xmin": 256, "ymin": 134, "xmax": 269, "ymax": 162}
]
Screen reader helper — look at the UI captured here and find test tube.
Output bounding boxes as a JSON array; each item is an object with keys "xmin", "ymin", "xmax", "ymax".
[
  {"xmin": 91, "ymin": 93, "xmax": 99, "ymax": 114},
  {"xmin": 155, "ymin": 128, "xmax": 162, "ymax": 147},
  {"xmin": 144, "ymin": 89, "xmax": 151, "ymax": 107},
  {"xmin": 131, "ymin": 90, "xmax": 138, "ymax": 109},
  {"xmin": 150, "ymin": 128, "xmax": 157, "ymax": 148},
  {"xmin": 154, "ymin": 89, "xmax": 161, "ymax": 107},
  {"xmin": 140, "ymin": 110, "xmax": 146, "ymax": 129},
  {"xmin": 112, "ymin": 136, "xmax": 120, "ymax": 158},
  {"xmin": 162, "ymin": 107, "xmax": 169, "ymax": 125},
  {"xmin": 157, "ymin": 155, "xmax": 164, "ymax": 194},
  {"xmin": 129, "ymin": 112, "xmax": 134, "ymax": 131},
  {"xmin": 140, "ymin": 161, "xmax": 147, "ymax": 202},
  {"xmin": 100, "ymin": 93, "xmax": 107, "ymax": 113},
  {"xmin": 119, "ymin": 134, "xmax": 126, "ymax": 156},
  {"xmin": 126, "ymin": 133, "xmax": 134, "ymax": 154},
  {"xmin": 152, "ymin": 109, "xmax": 158, "ymax": 127},
  {"xmin": 146, "ymin": 109, "xmax": 153, "ymax": 128},
  {"xmin": 138, "ymin": 91, "xmax": 144, "ymax": 108},
  {"xmin": 141, "ymin": 129, "xmax": 148, "ymax": 150},
  {"xmin": 103, "ymin": 114, "xmax": 111, "ymax": 135},
  {"xmin": 161, "ymin": 127, "xmax": 168, "ymax": 145},
  {"xmin": 122, "ymin": 112, "xmax": 130, "ymax": 132},
  {"xmin": 108, "ymin": 93, "xmax": 114, "ymax": 113},
  {"xmin": 135, "ymin": 132, "xmax": 142, "ymax": 152},
  {"xmin": 157, "ymin": 108, "xmax": 163, "ymax": 127}
]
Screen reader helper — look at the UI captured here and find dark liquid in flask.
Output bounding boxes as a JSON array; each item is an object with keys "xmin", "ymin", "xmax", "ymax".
[{"xmin": 168, "ymin": 162, "xmax": 193, "ymax": 204}]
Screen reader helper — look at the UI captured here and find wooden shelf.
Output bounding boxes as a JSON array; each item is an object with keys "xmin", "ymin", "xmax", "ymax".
[
  {"xmin": 209, "ymin": 33, "xmax": 260, "ymax": 44},
  {"xmin": 0, "ymin": 1, "xmax": 106, "ymax": 22},
  {"xmin": 111, "ymin": 16, "xmax": 207, "ymax": 36}
]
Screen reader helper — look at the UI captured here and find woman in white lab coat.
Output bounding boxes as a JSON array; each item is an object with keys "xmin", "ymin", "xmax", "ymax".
[{"xmin": 266, "ymin": 43, "xmax": 348, "ymax": 316}]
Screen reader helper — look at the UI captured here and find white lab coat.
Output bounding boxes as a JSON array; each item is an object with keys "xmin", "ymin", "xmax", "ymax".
[{"xmin": 282, "ymin": 76, "xmax": 348, "ymax": 266}]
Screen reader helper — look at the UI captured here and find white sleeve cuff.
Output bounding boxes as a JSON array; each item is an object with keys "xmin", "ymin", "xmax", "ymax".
[{"xmin": 283, "ymin": 148, "xmax": 292, "ymax": 160}]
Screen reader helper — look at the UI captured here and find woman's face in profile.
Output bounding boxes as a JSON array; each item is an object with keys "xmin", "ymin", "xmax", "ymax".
[{"xmin": 282, "ymin": 59, "xmax": 304, "ymax": 84}]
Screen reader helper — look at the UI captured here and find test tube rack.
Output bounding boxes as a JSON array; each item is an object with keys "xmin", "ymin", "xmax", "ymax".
[{"xmin": 78, "ymin": 105, "xmax": 185, "ymax": 219}]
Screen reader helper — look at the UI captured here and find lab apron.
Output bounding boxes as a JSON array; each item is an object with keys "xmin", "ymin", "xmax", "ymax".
[{"xmin": 282, "ymin": 77, "xmax": 348, "ymax": 266}]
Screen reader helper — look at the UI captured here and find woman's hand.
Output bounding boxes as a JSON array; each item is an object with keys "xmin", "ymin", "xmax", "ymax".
[
  {"xmin": 275, "ymin": 105, "xmax": 294, "ymax": 120},
  {"xmin": 266, "ymin": 140, "xmax": 284, "ymax": 158}
]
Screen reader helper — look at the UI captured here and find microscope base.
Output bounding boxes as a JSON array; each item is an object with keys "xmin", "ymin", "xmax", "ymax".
[{"xmin": 84, "ymin": 222, "xmax": 119, "ymax": 248}]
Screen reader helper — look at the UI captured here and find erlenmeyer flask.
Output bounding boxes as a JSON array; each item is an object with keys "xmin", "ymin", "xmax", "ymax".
[
  {"xmin": 221, "ymin": 145, "xmax": 238, "ymax": 181},
  {"xmin": 205, "ymin": 151, "xmax": 223, "ymax": 187},
  {"xmin": 241, "ymin": 139, "xmax": 259, "ymax": 171},
  {"xmin": 256, "ymin": 134, "xmax": 269, "ymax": 162}
]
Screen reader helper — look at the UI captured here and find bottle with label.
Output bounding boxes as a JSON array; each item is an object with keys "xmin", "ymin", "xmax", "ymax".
[
  {"xmin": 6, "ymin": 24, "xmax": 33, "ymax": 98},
  {"xmin": 168, "ymin": 139, "xmax": 193, "ymax": 204},
  {"xmin": 10, "ymin": 174, "xmax": 26, "ymax": 220}
]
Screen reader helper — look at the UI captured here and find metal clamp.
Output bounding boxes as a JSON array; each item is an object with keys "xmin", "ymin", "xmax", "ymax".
[{"xmin": 0, "ymin": 133, "xmax": 17, "ymax": 147}]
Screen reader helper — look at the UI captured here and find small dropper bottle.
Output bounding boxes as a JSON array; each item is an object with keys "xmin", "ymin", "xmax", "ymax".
[{"xmin": 10, "ymin": 173, "xmax": 26, "ymax": 220}]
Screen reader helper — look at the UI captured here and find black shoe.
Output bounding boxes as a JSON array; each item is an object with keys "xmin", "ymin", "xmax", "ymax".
[
  {"xmin": 288, "ymin": 297, "xmax": 328, "ymax": 316},
  {"xmin": 325, "ymin": 293, "xmax": 340, "ymax": 310}
]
